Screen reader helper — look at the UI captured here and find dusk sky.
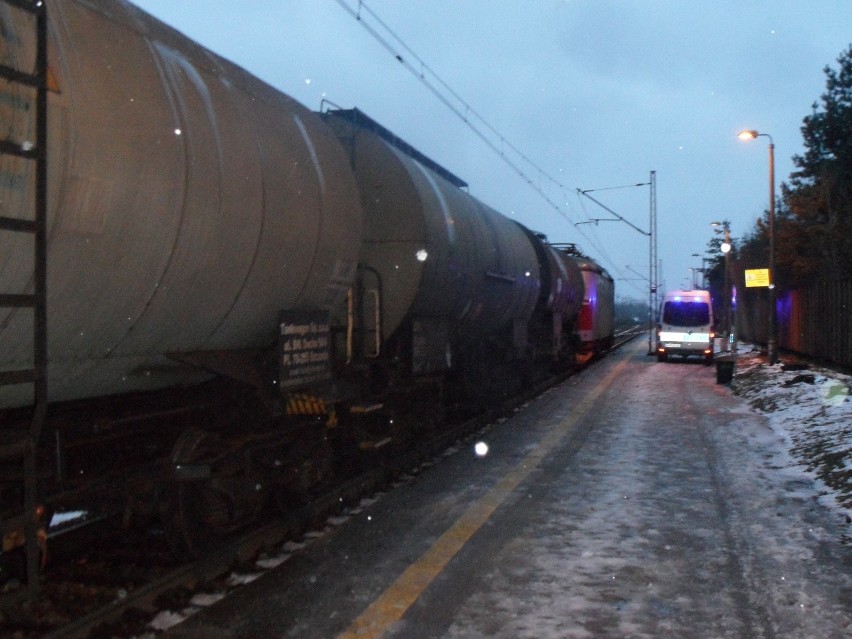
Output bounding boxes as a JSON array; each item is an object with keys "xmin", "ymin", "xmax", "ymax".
[{"xmin": 131, "ymin": 0, "xmax": 851, "ymax": 301}]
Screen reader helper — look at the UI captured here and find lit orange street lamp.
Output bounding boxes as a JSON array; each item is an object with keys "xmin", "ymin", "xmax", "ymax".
[{"xmin": 738, "ymin": 129, "xmax": 777, "ymax": 364}]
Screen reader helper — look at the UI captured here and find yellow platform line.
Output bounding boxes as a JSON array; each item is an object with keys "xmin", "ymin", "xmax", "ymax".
[{"xmin": 338, "ymin": 357, "xmax": 630, "ymax": 638}]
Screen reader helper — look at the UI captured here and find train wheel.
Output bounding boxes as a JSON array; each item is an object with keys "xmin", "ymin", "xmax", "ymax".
[{"xmin": 159, "ymin": 429, "xmax": 261, "ymax": 558}]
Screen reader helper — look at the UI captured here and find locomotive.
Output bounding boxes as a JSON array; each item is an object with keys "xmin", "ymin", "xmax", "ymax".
[{"xmin": 0, "ymin": 0, "xmax": 614, "ymax": 558}]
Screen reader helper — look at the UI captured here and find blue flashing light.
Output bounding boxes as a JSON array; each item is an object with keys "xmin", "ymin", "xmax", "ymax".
[{"xmin": 674, "ymin": 296, "xmax": 682, "ymax": 301}]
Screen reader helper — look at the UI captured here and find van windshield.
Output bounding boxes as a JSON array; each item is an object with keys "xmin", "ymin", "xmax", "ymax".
[{"xmin": 663, "ymin": 301, "xmax": 710, "ymax": 327}]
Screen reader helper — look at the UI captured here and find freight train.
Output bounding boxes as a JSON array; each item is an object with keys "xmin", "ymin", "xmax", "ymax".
[{"xmin": 0, "ymin": 0, "xmax": 614, "ymax": 560}]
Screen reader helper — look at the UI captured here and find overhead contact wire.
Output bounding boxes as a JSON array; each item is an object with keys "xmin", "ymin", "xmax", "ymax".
[
  {"xmin": 332, "ymin": 0, "xmax": 584, "ymax": 229},
  {"xmin": 333, "ymin": 0, "xmax": 640, "ymax": 285}
]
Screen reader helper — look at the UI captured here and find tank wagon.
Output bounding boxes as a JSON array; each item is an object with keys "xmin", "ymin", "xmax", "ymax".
[
  {"xmin": 0, "ymin": 0, "xmax": 362, "ymax": 410},
  {"xmin": 322, "ymin": 109, "xmax": 561, "ymax": 404},
  {"xmin": 1, "ymin": 0, "xmax": 614, "ymax": 561}
]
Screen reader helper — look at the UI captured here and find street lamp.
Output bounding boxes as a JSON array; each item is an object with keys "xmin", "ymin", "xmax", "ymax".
[
  {"xmin": 738, "ymin": 129, "xmax": 777, "ymax": 364},
  {"xmin": 711, "ymin": 221, "xmax": 732, "ymax": 350}
]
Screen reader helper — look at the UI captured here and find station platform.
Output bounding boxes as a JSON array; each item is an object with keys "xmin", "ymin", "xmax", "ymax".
[{"xmin": 165, "ymin": 339, "xmax": 852, "ymax": 638}]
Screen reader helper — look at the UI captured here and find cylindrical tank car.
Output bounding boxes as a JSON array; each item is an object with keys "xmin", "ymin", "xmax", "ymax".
[{"xmin": 0, "ymin": 0, "xmax": 615, "ymax": 559}]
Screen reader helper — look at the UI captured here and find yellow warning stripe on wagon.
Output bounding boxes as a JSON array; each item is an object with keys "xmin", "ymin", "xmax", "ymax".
[{"xmin": 285, "ymin": 394, "xmax": 327, "ymax": 416}]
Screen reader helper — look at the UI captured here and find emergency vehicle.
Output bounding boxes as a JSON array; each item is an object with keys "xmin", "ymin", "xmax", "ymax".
[{"xmin": 656, "ymin": 290, "xmax": 715, "ymax": 363}]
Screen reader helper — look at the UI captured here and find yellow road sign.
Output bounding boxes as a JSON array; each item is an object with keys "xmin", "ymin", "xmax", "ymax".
[{"xmin": 745, "ymin": 268, "xmax": 770, "ymax": 287}]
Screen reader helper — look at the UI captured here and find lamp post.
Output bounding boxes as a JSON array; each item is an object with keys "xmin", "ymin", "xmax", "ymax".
[
  {"xmin": 738, "ymin": 129, "xmax": 777, "ymax": 364},
  {"xmin": 711, "ymin": 221, "xmax": 732, "ymax": 349}
]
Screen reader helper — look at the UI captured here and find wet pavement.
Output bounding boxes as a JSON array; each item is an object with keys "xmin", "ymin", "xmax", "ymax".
[{"xmin": 165, "ymin": 340, "xmax": 852, "ymax": 638}]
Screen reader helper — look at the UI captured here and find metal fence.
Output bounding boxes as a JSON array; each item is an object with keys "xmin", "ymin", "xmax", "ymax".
[{"xmin": 736, "ymin": 276, "xmax": 852, "ymax": 369}]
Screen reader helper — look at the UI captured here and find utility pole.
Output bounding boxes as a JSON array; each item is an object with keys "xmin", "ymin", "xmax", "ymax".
[{"xmin": 576, "ymin": 171, "xmax": 656, "ymax": 355}]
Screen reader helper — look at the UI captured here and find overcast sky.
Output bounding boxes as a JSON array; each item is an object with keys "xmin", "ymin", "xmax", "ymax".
[{"xmin": 130, "ymin": 0, "xmax": 851, "ymax": 301}]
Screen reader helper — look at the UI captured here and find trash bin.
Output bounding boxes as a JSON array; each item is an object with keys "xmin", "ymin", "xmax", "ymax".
[{"xmin": 715, "ymin": 357, "xmax": 735, "ymax": 384}]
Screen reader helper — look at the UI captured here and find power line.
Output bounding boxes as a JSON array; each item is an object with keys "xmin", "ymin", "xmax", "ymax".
[
  {"xmin": 576, "ymin": 188, "xmax": 649, "ymax": 236},
  {"xmin": 331, "ymin": 0, "xmax": 581, "ymax": 227},
  {"xmin": 331, "ymin": 0, "xmax": 650, "ymax": 290}
]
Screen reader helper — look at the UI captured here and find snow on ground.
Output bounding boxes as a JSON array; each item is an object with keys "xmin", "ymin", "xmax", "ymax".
[
  {"xmin": 731, "ymin": 343, "xmax": 852, "ymax": 530},
  {"xmin": 436, "ymin": 340, "xmax": 852, "ymax": 638}
]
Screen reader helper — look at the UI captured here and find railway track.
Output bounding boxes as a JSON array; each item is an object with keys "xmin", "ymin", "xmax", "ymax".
[{"xmin": 3, "ymin": 401, "xmax": 522, "ymax": 638}]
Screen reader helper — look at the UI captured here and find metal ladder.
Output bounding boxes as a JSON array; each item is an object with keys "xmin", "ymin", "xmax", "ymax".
[{"xmin": 0, "ymin": 0, "xmax": 49, "ymax": 595}]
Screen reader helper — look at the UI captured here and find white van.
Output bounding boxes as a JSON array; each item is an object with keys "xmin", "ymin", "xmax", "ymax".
[{"xmin": 656, "ymin": 290, "xmax": 715, "ymax": 363}]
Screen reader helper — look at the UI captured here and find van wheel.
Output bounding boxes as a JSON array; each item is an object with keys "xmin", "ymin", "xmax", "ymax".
[{"xmin": 657, "ymin": 352, "xmax": 667, "ymax": 363}]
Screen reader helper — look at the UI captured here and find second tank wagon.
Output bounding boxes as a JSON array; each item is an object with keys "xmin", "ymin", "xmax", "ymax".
[{"xmin": 322, "ymin": 109, "xmax": 543, "ymax": 376}]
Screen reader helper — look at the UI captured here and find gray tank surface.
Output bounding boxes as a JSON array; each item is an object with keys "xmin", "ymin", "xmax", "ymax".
[
  {"xmin": 0, "ymin": 0, "xmax": 363, "ymax": 406},
  {"xmin": 323, "ymin": 110, "xmax": 541, "ymax": 359},
  {"xmin": 519, "ymin": 229, "xmax": 584, "ymax": 321}
]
